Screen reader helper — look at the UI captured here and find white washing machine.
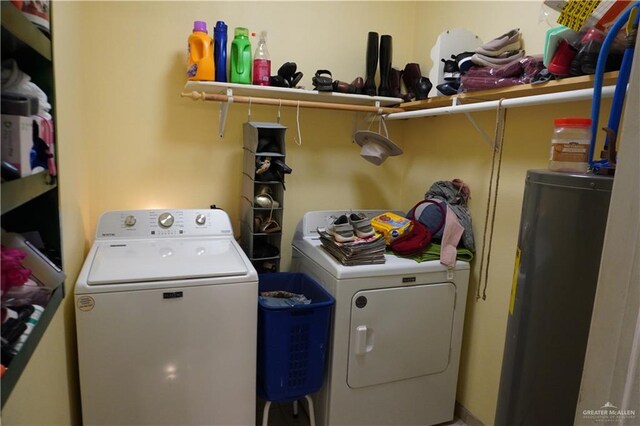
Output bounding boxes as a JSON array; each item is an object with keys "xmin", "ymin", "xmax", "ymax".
[
  {"xmin": 75, "ymin": 209, "xmax": 258, "ymax": 425},
  {"xmin": 291, "ymin": 210, "xmax": 470, "ymax": 426}
]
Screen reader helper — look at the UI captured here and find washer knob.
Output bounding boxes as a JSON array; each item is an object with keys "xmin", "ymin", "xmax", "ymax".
[
  {"xmin": 195, "ymin": 214, "xmax": 206, "ymax": 225},
  {"xmin": 124, "ymin": 215, "xmax": 136, "ymax": 227},
  {"xmin": 158, "ymin": 212, "xmax": 174, "ymax": 228}
]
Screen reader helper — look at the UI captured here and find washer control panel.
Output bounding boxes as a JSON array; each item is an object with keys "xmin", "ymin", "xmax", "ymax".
[{"xmin": 96, "ymin": 209, "xmax": 233, "ymax": 239}]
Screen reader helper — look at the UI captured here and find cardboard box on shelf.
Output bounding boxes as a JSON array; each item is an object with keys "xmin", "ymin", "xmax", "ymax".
[{"xmin": 1, "ymin": 114, "xmax": 34, "ymax": 177}]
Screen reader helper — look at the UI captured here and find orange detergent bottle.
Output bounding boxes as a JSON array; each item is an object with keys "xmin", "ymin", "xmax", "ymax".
[{"xmin": 187, "ymin": 21, "xmax": 214, "ymax": 81}]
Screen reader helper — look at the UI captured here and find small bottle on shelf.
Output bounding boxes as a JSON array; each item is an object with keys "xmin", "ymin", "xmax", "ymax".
[{"xmin": 252, "ymin": 30, "xmax": 271, "ymax": 86}]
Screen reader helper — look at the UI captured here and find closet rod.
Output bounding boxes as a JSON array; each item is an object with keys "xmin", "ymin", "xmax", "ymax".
[
  {"xmin": 385, "ymin": 85, "xmax": 617, "ymax": 120},
  {"xmin": 180, "ymin": 91, "xmax": 405, "ymax": 114}
]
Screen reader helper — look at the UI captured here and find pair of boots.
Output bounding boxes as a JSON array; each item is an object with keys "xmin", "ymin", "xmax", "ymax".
[
  {"xmin": 392, "ymin": 64, "xmax": 432, "ymax": 101},
  {"xmin": 363, "ymin": 32, "xmax": 393, "ymax": 97},
  {"xmin": 363, "ymin": 32, "xmax": 431, "ymax": 101}
]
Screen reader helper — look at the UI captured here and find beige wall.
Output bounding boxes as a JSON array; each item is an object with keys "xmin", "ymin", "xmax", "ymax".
[{"xmin": 2, "ymin": 2, "xmax": 615, "ymax": 425}]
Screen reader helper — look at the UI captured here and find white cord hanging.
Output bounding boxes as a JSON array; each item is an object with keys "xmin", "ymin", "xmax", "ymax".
[
  {"xmin": 276, "ymin": 99, "xmax": 282, "ymax": 124},
  {"xmin": 247, "ymin": 97, "xmax": 252, "ymax": 121},
  {"xmin": 294, "ymin": 101, "xmax": 302, "ymax": 146}
]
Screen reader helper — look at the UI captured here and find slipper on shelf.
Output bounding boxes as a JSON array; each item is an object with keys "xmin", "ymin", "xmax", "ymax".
[
  {"xmin": 290, "ymin": 71, "xmax": 303, "ymax": 88},
  {"xmin": 254, "ymin": 191, "xmax": 279, "ymax": 208},
  {"xmin": 269, "ymin": 75, "xmax": 288, "ymax": 87},
  {"xmin": 312, "ymin": 69, "xmax": 333, "ymax": 91},
  {"xmin": 333, "ymin": 80, "xmax": 357, "ymax": 94},
  {"xmin": 271, "ymin": 62, "xmax": 304, "ymax": 88}
]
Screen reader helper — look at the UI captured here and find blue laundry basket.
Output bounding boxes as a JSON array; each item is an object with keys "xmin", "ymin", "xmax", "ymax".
[{"xmin": 257, "ymin": 272, "xmax": 335, "ymax": 402}]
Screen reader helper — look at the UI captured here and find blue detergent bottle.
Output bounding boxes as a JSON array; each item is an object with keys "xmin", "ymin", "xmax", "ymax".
[{"xmin": 214, "ymin": 21, "xmax": 228, "ymax": 82}]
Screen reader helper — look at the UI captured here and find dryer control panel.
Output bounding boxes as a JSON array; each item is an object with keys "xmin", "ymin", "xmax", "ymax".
[{"xmin": 95, "ymin": 209, "xmax": 234, "ymax": 239}]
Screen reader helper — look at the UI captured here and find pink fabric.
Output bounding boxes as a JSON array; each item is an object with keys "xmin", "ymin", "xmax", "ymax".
[
  {"xmin": 36, "ymin": 115, "xmax": 56, "ymax": 176},
  {"xmin": 440, "ymin": 206, "xmax": 464, "ymax": 268},
  {"xmin": 1, "ymin": 246, "xmax": 31, "ymax": 293}
]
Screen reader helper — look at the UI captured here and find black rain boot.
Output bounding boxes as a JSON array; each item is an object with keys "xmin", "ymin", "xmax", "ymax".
[
  {"xmin": 378, "ymin": 35, "xmax": 392, "ymax": 97},
  {"xmin": 363, "ymin": 32, "xmax": 379, "ymax": 96}
]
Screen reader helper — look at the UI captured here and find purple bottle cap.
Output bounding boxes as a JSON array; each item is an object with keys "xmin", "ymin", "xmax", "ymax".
[{"xmin": 193, "ymin": 21, "xmax": 208, "ymax": 34}]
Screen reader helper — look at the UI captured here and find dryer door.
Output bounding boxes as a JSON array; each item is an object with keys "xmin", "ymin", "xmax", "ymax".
[{"xmin": 347, "ymin": 283, "xmax": 456, "ymax": 388}]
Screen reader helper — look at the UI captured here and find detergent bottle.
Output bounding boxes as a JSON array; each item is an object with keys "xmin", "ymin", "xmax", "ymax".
[
  {"xmin": 214, "ymin": 21, "xmax": 228, "ymax": 82},
  {"xmin": 187, "ymin": 21, "xmax": 214, "ymax": 81},
  {"xmin": 230, "ymin": 27, "xmax": 252, "ymax": 84},
  {"xmin": 252, "ymin": 30, "xmax": 271, "ymax": 86}
]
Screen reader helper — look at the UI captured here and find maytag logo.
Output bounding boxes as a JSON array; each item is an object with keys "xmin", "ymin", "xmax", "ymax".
[
  {"xmin": 403, "ymin": 276, "xmax": 416, "ymax": 283},
  {"xmin": 101, "ymin": 233, "xmax": 116, "ymax": 237},
  {"xmin": 163, "ymin": 291, "xmax": 183, "ymax": 299}
]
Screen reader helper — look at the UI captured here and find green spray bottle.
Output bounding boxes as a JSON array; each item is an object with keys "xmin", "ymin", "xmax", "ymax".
[{"xmin": 230, "ymin": 27, "xmax": 252, "ymax": 84}]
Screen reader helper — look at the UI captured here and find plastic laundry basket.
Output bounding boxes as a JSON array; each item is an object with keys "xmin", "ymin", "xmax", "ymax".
[{"xmin": 257, "ymin": 272, "xmax": 335, "ymax": 402}]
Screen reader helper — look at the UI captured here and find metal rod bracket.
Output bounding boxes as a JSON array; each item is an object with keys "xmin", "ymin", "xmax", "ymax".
[{"xmin": 218, "ymin": 88, "xmax": 234, "ymax": 139}]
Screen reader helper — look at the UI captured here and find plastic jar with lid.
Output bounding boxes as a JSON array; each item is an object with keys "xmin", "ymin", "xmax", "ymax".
[{"xmin": 548, "ymin": 117, "xmax": 592, "ymax": 173}]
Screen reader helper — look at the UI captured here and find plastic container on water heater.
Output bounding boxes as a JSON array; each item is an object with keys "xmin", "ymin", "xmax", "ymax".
[
  {"xmin": 548, "ymin": 117, "xmax": 592, "ymax": 173},
  {"xmin": 252, "ymin": 30, "xmax": 271, "ymax": 86}
]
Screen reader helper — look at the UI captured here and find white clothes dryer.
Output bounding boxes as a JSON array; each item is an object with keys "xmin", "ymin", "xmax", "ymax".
[
  {"xmin": 291, "ymin": 210, "xmax": 470, "ymax": 426},
  {"xmin": 75, "ymin": 209, "xmax": 257, "ymax": 426}
]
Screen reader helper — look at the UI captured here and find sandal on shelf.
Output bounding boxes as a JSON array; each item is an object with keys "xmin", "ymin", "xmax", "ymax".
[
  {"xmin": 271, "ymin": 62, "xmax": 304, "ymax": 88},
  {"xmin": 312, "ymin": 70, "xmax": 333, "ymax": 91},
  {"xmin": 254, "ymin": 215, "xmax": 282, "ymax": 234},
  {"xmin": 255, "ymin": 156, "xmax": 271, "ymax": 175}
]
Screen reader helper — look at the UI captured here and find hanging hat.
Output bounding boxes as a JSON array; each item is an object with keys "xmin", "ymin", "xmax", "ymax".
[
  {"xmin": 353, "ymin": 116, "xmax": 402, "ymax": 165},
  {"xmin": 353, "ymin": 132, "xmax": 403, "ymax": 165}
]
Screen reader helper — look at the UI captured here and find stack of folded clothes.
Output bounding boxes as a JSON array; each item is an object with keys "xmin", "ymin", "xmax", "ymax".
[{"xmin": 460, "ymin": 28, "xmax": 545, "ymax": 92}]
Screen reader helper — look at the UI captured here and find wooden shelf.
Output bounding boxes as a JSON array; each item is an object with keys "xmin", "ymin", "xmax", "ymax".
[
  {"xmin": 184, "ymin": 81, "xmax": 403, "ymax": 107},
  {"xmin": 185, "ymin": 72, "xmax": 619, "ymax": 116},
  {"xmin": 400, "ymin": 72, "xmax": 619, "ymax": 111},
  {"xmin": 0, "ymin": 2, "xmax": 51, "ymax": 61},
  {"xmin": 1, "ymin": 172, "xmax": 56, "ymax": 215}
]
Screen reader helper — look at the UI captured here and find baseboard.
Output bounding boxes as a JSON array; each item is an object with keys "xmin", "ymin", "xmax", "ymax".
[{"xmin": 455, "ymin": 402, "xmax": 485, "ymax": 426}]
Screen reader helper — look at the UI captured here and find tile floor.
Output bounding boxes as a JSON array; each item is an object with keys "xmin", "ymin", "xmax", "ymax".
[{"xmin": 256, "ymin": 398, "xmax": 468, "ymax": 426}]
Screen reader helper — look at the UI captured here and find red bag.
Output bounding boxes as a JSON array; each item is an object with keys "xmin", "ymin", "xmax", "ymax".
[{"xmin": 389, "ymin": 199, "xmax": 445, "ymax": 256}]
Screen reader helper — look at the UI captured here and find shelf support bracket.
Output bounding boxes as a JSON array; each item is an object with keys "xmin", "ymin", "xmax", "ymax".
[
  {"xmin": 452, "ymin": 96, "xmax": 495, "ymax": 148},
  {"xmin": 218, "ymin": 88, "xmax": 234, "ymax": 139},
  {"xmin": 463, "ymin": 112, "xmax": 495, "ymax": 148}
]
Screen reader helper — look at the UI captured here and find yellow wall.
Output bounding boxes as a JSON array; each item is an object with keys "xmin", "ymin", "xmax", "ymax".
[{"xmin": 2, "ymin": 2, "xmax": 615, "ymax": 425}]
